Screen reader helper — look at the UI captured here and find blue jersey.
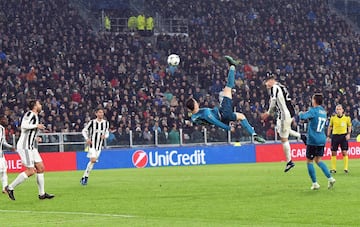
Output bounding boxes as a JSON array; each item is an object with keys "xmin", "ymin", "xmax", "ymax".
[
  {"xmin": 299, "ymin": 106, "xmax": 327, "ymax": 146},
  {"xmin": 191, "ymin": 107, "xmax": 231, "ymax": 131}
]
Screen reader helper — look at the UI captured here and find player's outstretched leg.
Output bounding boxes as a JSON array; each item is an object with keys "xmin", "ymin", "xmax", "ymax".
[
  {"xmin": 224, "ymin": 55, "xmax": 241, "ymax": 66},
  {"xmin": 235, "ymin": 113, "xmax": 265, "ymax": 143}
]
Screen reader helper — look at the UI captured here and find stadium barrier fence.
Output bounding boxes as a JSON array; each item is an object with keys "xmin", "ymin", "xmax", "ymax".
[{"xmin": 4, "ymin": 140, "xmax": 360, "ymax": 172}]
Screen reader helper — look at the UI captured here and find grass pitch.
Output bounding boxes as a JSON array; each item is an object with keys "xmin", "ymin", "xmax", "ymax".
[{"xmin": 0, "ymin": 160, "xmax": 359, "ymax": 226}]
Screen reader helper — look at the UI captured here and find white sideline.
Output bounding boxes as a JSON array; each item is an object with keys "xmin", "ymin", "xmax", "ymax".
[{"xmin": 0, "ymin": 209, "xmax": 136, "ymax": 218}]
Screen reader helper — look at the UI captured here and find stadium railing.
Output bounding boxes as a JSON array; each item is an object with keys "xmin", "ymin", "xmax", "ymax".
[{"xmin": 6, "ymin": 126, "xmax": 356, "ymax": 152}]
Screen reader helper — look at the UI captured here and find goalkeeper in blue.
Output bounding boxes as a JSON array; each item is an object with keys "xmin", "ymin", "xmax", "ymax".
[
  {"xmin": 186, "ymin": 56, "xmax": 265, "ymax": 143},
  {"xmin": 299, "ymin": 93, "xmax": 335, "ymax": 190}
]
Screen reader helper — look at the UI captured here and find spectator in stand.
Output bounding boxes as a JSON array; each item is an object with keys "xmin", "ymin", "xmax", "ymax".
[{"xmin": 168, "ymin": 124, "xmax": 180, "ymax": 144}]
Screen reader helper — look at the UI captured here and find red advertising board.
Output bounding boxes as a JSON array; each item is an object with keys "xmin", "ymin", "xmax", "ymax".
[
  {"xmin": 256, "ymin": 141, "xmax": 360, "ymax": 162},
  {"xmin": 4, "ymin": 152, "xmax": 77, "ymax": 173}
]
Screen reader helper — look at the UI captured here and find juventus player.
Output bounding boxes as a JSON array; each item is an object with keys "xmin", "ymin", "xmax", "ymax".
[
  {"xmin": 5, "ymin": 100, "xmax": 54, "ymax": 200},
  {"xmin": 80, "ymin": 107, "xmax": 109, "ymax": 185},
  {"xmin": 0, "ymin": 116, "xmax": 15, "ymax": 193},
  {"xmin": 261, "ymin": 74, "xmax": 304, "ymax": 172}
]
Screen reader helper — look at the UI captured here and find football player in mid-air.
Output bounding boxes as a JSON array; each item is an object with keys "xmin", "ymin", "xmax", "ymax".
[
  {"xmin": 261, "ymin": 73, "xmax": 306, "ymax": 172},
  {"xmin": 186, "ymin": 56, "xmax": 266, "ymax": 143},
  {"xmin": 299, "ymin": 94, "xmax": 336, "ymax": 190}
]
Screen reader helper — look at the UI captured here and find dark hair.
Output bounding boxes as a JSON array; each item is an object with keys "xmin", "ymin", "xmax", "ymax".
[
  {"xmin": 186, "ymin": 98, "xmax": 195, "ymax": 111},
  {"xmin": 28, "ymin": 100, "xmax": 38, "ymax": 110},
  {"xmin": 264, "ymin": 72, "xmax": 276, "ymax": 81},
  {"xmin": 95, "ymin": 107, "xmax": 104, "ymax": 112},
  {"xmin": 313, "ymin": 93, "xmax": 323, "ymax": 105}
]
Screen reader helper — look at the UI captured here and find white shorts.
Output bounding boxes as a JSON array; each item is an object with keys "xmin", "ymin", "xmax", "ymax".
[
  {"xmin": 87, "ymin": 148, "xmax": 102, "ymax": 159},
  {"xmin": 0, "ymin": 157, "xmax": 7, "ymax": 172},
  {"xmin": 276, "ymin": 118, "xmax": 292, "ymax": 138},
  {"xmin": 18, "ymin": 149, "xmax": 43, "ymax": 168}
]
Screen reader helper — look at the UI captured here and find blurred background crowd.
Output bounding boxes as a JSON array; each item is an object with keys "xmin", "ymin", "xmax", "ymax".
[{"xmin": 0, "ymin": 0, "xmax": 359, "ymax": 146}]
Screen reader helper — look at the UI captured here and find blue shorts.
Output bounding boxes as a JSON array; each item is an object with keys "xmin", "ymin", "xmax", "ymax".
[{"xmin": 219, "ymin": 97, "xmax": 237, "ymax": 124}]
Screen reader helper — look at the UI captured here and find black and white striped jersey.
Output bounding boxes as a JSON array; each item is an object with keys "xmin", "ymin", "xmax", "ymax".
[
  {"xmin": 0, "ymin": 125, "xmax": 12, "ymax": 157},
  {"xmin": 82, "ymin": 119, "xmax": 109, "ymax": 151},
  {"xmin": 268, "ymin": 82, "xmax": 295, "ymax": 120},
  {"xmin": 17, "ymin": 111, "xmax": 39, "ymax": 151}
]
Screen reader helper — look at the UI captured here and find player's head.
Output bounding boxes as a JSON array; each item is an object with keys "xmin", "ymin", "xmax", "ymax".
[
  {"xmin": 28, "ymin": 100, "xmax": 42, "ymax": 113},
  {"xmin": 264, "ymin": 73, "xmax": 276, "ymax": 89},
  {"xmin": 186, "ymin": 98, "xmax": 199, "ymax": 113},
  {"xmin": 312, "ymin": 93, "xmax": 323, "ymax": 106},
  {"xmin": 0, "ymin": 115, "xmax": 8, "ymax": 126},
  {"xmin": 335, "ymin": 104, "xmax": 344, "ymax": 117},
  {"xmin": 95, "ymin": 107, "xmax": 104, "ymax": 120}
]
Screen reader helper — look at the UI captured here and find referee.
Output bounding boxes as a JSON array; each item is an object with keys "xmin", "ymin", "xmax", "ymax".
[{"xmin": 327, "ymin": 104, "xmax": 352, "ymax": 174}]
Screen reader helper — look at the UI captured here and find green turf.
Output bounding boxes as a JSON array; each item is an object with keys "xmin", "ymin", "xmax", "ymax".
[{"xmin": 0, "ymin": 160, "xmax": 359, "ymax": 226}]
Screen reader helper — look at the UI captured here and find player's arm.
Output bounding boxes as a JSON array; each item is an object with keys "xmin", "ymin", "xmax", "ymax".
[
  {"xmin": 82, "ymin": 121, "xmax": 93, "ymax": 144},
  {"xmin": 2, "ymin": 139, "xmax": 13, "ymax": 149},
  {"xmin": 261, "ymin": 86, "xmax": 277, "ymax": 120},
  {"xmin": 0, "ymin": 129, "xmax": 14, "ymax": 150},
  {"xmin": 327, "ymin": 116, "xmax": 333, "ymax": 138},
  {"xmin": 346, "ymin": 116, "xmax": 352, "ymax": 140},
  {"xmin": 203, "ymin": 110, "xmax": 231, "ymax": 131},
  {"xmin": 21, "ymin": 112, "xmax": 43, "ymax": 130},
  {"xmin": 299, "ymin": 108, "xmax": 314, "ymax": 120},
  {"xmin": 267, "ymin": 86, "xmax": 278, "ymax": 115},
  {"xmin": 103, "ymin": 121, "xmax": 110, "ymax": 139}
]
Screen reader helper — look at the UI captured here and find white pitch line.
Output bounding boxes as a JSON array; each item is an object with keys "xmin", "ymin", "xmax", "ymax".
[{"xmin": 0, "ymin": 209, "xmax": 136, "ymax": 218}]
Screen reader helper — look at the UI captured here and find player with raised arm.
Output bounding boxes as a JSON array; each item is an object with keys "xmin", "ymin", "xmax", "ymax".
[
  {"xmin": 299, "ymin": 94, "xmax": 336, "ymax": 190},
  {"xmin": 5, "ymin": 100, "xmax": 54, "ymax": 200},
  {"xmin": 261, "ymin": 74, "xmax": 305, "ymax": 172},
  {"xmin": 186, "ymin": 56, "xmax": 266, "ymax": 143},
  {"xmin": 80, "ymin": 107, "xmax": 109, "ymax": 186},
  {"xmin": 0, "ymin": 116, "xmax": 15, "ymax": 193}
]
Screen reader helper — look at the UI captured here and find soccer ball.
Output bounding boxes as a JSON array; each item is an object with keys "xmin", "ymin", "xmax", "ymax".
[{"xmin": 167, "ymin": 54, "xmax": 180, "ymax": 66}]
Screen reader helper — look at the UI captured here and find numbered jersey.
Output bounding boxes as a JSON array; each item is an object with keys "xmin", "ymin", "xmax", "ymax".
[
  {"xmin": 269, "ymin": 83, "xmax": 295, "ymax": 120},
  {"xmin": 299, "ymin": 106, "xmax": 327, "ymax": 146}
]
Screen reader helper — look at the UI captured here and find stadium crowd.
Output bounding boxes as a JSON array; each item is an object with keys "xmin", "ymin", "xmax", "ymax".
[{"xmin": 0, "ymin": 0, "xmax": 359, "ymax": 146}]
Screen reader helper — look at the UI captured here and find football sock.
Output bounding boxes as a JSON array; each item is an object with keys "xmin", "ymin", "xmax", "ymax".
[
  {"xmin": 240, "ymin": 119, "xmax": 255, "ymax": 135},
  {"xmin": 226, "ymin": 66, "xmax": 235, "ymax": 88},
  {"xmin": 307, "ymin": 163, "xmax": 317, "ymax": 183},
  {"xmin": 282, "ymin": 141, "xmax": 291, "ymax": 162},
  {"xmin": 289, "ymin": 130, "xmax": 300, "ymax": 138},
  {"xmin": 331, "ymin": 156, "xmax": 337, "ymax": 170},
  {"xmin": 9, "ymin": 172, "xmax": 28, "ymax": 190},
  {"xmin": 1, "ymin": 171, "xmax": 7, "ymax": 191},
  {"xmin": 37, "ymin": 173, "xmax": 45, "ymax": 195},
  {"xmin": 343, "ymin": 155, "xmax": 348, "ymax": 170},
  {"xmin": 317, "ymin": 161, "xmax": 331, "ymax": 178},
  {"xmin": 83, "ymin": 161, "xmax": 94, "ymax": 178}
]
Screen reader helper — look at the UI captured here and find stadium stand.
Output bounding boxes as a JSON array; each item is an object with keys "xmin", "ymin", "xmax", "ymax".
[{"xmin": 0, "ymin": 0, "xmax": 359, "ymax": 146}]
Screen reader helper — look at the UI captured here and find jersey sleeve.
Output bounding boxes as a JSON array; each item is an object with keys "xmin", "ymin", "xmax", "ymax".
[
  {"xmin": 329, "ymin": 116, "xmax": 334, "ymax": 127},
  {"xmin": 104, "ymin": 121, "xmax": 110, "ymax": 139},
  {"xmin": 0, "ymin": 128, "xmax": 12, "ymax": 149},
  {"xmin": 347, "ymin": 116, "xmax": 352, "ymax": 127},
  {"xmin": 82, "ymin": 120, "xmax": 93, "ymax": 140},
  {"xmin": 299, "ymin": 108, "xmax": 315, "ymax": 120},
  {"xmin": 21, "ymin": 112, "xmax": 38, "ymax": 130}
]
